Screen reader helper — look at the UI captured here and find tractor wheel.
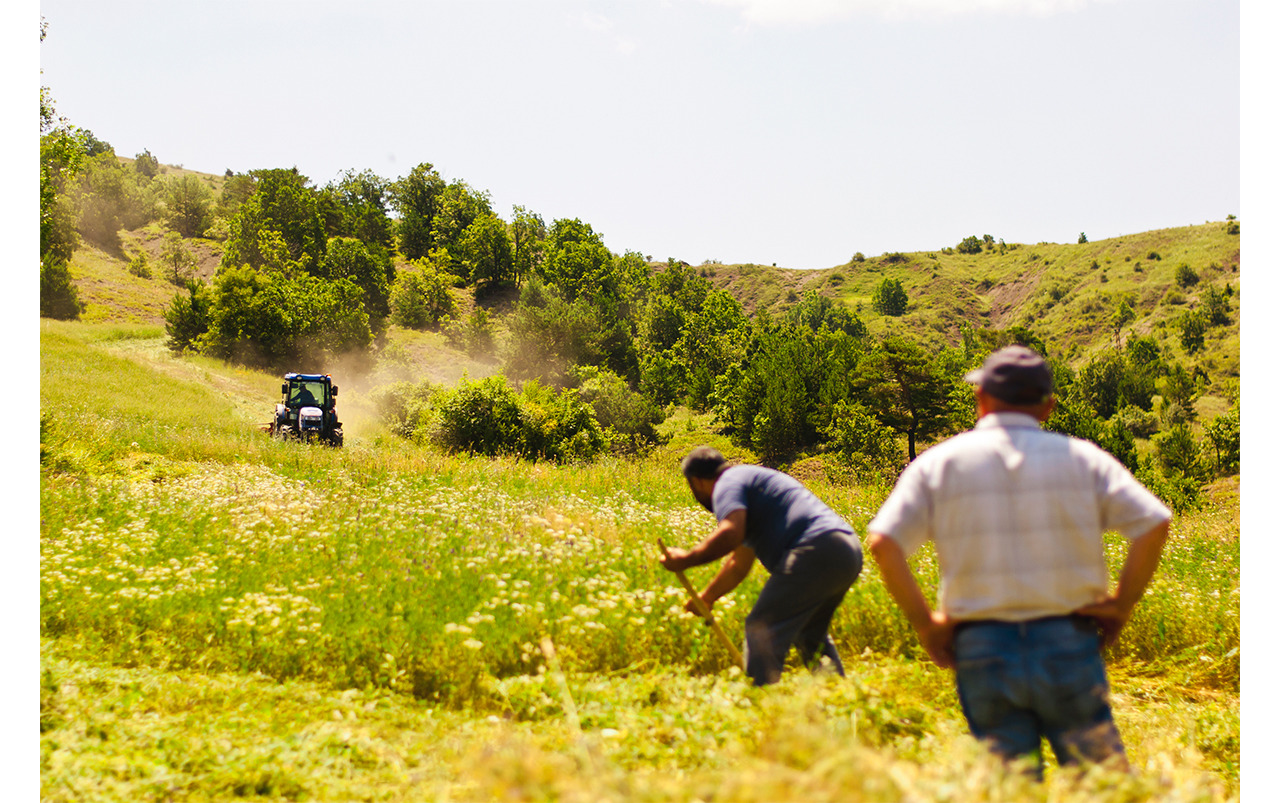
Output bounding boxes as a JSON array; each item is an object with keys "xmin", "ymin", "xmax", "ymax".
[{"xmin": 332, "ymin": 429, "xmax": 344, "ymax": 447}]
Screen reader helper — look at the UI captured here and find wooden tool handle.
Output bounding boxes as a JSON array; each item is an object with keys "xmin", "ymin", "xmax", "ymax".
[{"xmin": 657, "ymin": 538, "xmax": 744, "ymax": 668}]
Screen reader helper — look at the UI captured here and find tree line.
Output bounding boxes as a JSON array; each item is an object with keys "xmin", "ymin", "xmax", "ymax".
[{"xmin": 38, "ymin": 20, "xmax": 1235, "ymax": 511}]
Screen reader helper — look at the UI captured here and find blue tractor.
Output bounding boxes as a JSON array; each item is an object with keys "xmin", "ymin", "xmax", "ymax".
[{"xmin": 271, "ymin": 373, "xmax": 343, "ymax": 446}]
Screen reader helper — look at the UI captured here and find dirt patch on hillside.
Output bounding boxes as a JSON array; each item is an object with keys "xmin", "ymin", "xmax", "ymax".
[{"xmin": 985, "ymin": 263, "xmax": 1047, "ymax": 329}]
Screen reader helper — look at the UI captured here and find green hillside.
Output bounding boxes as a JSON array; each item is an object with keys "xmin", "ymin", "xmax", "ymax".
[{"xmin": 694, "ymin": 222, "xmax": 1239, "ymax": 381}]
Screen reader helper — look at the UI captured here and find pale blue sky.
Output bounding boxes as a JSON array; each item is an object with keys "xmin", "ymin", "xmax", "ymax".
[{"xmin": 34, "ymin": 0, "xmax": 1240, "ymax": 269}]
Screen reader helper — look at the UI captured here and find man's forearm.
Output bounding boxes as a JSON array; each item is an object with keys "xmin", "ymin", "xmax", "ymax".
[
  {"xmin": 700, "ymin": 545, "xmax": 753, "ymax": 605},
  {"xmin": 867, "ymin": 532, "xmax": 934, "ymax": 631},
  {"xmin": 1114, "ymin": 519, "xmax": 1170, "ymax": 610}
]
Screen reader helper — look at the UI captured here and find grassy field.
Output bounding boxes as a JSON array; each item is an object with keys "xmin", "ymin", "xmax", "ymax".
[{"xmin": 37, "ymin": 319, "xmax": 1239, "ymax": 801}]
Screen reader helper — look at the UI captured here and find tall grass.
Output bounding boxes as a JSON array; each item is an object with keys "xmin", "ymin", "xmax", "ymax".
[{"xmin": 40, "ymin": 324, "xmax": 1240, "ymax": 798}]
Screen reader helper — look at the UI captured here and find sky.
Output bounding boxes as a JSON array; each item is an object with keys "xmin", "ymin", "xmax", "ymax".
[{"xmin": 32, "ymin": 0, "xmax": 1241, "ymax": 270}]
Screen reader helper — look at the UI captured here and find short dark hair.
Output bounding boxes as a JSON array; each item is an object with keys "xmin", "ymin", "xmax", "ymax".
[{"xmin": 681, "ymin": 446, "xmax": 730, "ymax": 479}]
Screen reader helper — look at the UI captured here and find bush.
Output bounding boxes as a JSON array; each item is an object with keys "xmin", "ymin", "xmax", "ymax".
[
  {"xmin": 390, "ymin": 259, "xmax": 456, "ymax": 329},
  {"xmin": 432, "ymin": 376, "xmax": 605, "ymax": 462},
  {"xmin": 956, "ymin": 236, "xmax": 983, "ymax": 255},
  {"xmin": 40, "ymin": 258, "xmax": 83, "ymax": 320},
  {"xmin": 573, "ymin": 366, "xmax": 666, "ymax": 455},
  {"xmin": 369, "ymin": 380, "xmax": 436, "ymax": 440},
  {"xmin": 870, "ymin": 278, "xmax": 908, "ymax": 317},
  {"xmin": 127, "ymin": 250, "xmax": 152, "ymax": 278},
  {"xmin": 1175, "ymin": 263, "xmax": 1199, "ymax": 288},
  {"xmin": 163, "ymin": 280, "xmax": 212, "ymax": 354},
  {"xmin": 1147, "ymin": 251, "xmax": 1162, "ymax": 261}
]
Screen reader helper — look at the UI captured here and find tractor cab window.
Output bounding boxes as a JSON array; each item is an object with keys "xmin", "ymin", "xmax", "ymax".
[{"xmin": 290, "ymin": 382, "xmax": 326, "ymax": 407}]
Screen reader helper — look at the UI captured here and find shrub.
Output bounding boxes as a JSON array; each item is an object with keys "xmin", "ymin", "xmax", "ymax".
[
  {"xmin": 1175, "ymin": 263, "xmax": 1199, "ymax": 288},
  {"xmin": 432, "ymin": 376, "xmax": 606, "ymax": 462},
  {"xmin": 956, "ymin": 236, "xmax": 983, "ymax": 255},
  {"xmin": 573, "ymin": 366, "xmax": 665, "ymax": 454},
  {"xmin": 127, "ymin": 250, "xmax": 152, "ymax": 278},
  {"xmin": 850, "ymin": 252, "xmax": 865, "ymax": 263},
  {"xmin": 369, "ymin": 380, "xmax": 436, "ymax": 439},
  {"xmin": 870, "ymin": 278, "xmax": 908, "ymax": 317},
  {"xmin": 1176, "ymin": 310, "xmax": 1207, "ymax": 353},
  {"xmin": 445, "ymin": 309, "xmax": 496, "ymax": 358},
  {"xmin": 1147, "ymin": 251, "xmax": 1162, "ymax": 261},
  {"xmin": 163, "ymin": 280, "xmax": 212, "ymax": 353},
  {"xmin": 390, "ymin": 259, "xmax": 456, "ymax": 330},
  {"xmin": 435, "ymin": 376, "xmax": 524, "ymax": 456},
  {"xmin": 39, "ymin": 257, "xmax": 83, "ymax": 320}
]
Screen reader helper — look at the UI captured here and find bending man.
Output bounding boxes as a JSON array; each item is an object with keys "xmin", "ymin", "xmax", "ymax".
[
  {"xmin": 660, "ymin": 447, "xmax": 863, "ymax": 686},
  {"xmin": 866, "ymin": 345, "xmax": 1171, "ymax": 778}
]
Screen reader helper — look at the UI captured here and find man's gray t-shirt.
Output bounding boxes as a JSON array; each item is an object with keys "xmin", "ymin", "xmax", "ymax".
[{"xmin": 712, "ymin": 465, "xmax": 856, "ymax": 573}]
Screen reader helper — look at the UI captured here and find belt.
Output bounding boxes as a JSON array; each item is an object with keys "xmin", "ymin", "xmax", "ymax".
[{"xmin": 953, "ymin": 613, "xmax": 1100, "ymax": 636}]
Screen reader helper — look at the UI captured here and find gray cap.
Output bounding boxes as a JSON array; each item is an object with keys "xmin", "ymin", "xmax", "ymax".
[{"xmin": 964, "ymin": 345, "xmax": 1053, "ymax": 405}]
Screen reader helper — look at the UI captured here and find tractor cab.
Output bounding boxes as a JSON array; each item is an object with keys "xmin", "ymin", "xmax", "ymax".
[{"xmin": 272, "ymin": 373, "xmax": 344, "ymax": 446}]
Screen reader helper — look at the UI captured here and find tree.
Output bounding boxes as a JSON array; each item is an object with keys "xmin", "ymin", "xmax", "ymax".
[
  {"xmin": 390, "ymin": 258, "xmax": 456, "ymax": 330},
  {"xmin": 1202, "ymin": 403, "xmax": 1240, "ymax": 476},
  {"xmin": 1109, "ymin": 299, "xmax": 1135, "ymax": 348},
  {"xmin": 458, "ymin": 212, "xmax": 515, "ymax": 290},
  {"xmin": 1202, "ymin": 284, "xmax": 1231, "ymax": 326},
  {"xmin": 221, "ymin": 168, "xmax": 326, "ymax": 274},
  {"xmin": 870, "ymin": 277, "xmax": 908, "ymax": 316},
  {"xmin": 323, "ymin": 236, "xmax": 393, "ymax": 331},
  {"xmin": 510, "ymin": 206, "xmax": 546, "ymax": 284},
  {"xmin": 390, "ymin": 163, "xmax": 446, "ymax": 261},
  {"xmin": 1176, "ymin": 310, "xmax": 1206, "ymax": 354},
  {"xmin": 134, "ymin": 149, "xmax": 160, "ymax": 178},
  {"xmin": 956, "ymin": 235, "xmax": 983, "ymax": 255},
  {"xmin": 164, "ymin": 280, "xmax": 212, "ymax": 353},
  {"xmin": 161, "ymin": 231, "xmax": 197, "ymax": 285},
  {"xmin": 1078, "ymin": 232, "xmax": 1088, "ymax": 244},
  {"xmin": 1175, "ymin": 263, "xmax": 1199, "ymax": 288},
  {"xmin": 852, "ymin": 337, "xmax": 959, "ymax": 461},
  {"xmin": 323, "ymin": 168, "xmax": 393, "ymax": 249},
  {"xmin": 163, "ymin": 174, "xmax": 214, "ymax": 237},
  {"xmin": 539, "ymin": 218, "xmax": 615, "ymax": 303}
]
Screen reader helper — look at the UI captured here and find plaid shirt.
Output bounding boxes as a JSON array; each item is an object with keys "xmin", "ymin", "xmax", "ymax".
[{"xmin": 868, "ymin": 412, "xmax": 1171, "ymax": 622}]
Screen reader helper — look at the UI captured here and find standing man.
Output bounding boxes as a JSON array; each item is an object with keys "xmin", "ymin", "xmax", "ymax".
[
  {"xmin": 660, "ymin": 447, "xmax": 863, "ymax": 686},
  {"xmin": 866, "ymin": 345, "xmax": 1171, "ymax": 778}
]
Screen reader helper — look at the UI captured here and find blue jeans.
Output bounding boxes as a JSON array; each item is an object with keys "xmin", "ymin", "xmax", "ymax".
[
  {"xmin": 743, "ymin": 530, "xmax": 862, "ymax": 686},
  {"xmin": 953, "ymin": 615, "xmax": 1126, "ymax": 778}
]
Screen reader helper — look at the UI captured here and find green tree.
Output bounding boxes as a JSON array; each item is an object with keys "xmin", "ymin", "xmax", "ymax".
[
  {"xmin": 1109, "ymin": 299, "xmax": 1135, "ymax": 347},
  {"xmin": 390, "ymin": 163, "xmax": 447, "ymax": 261},
  {"xmin": 323, "ymin": 236, "xmax": 393, "ymax": 331},
  {"xmin": 323, "ymin": 168, "xmax": 394, "ymax": 249},
  {"xmin": 458, "ymin": 212, "xmax": 515, "ymax": 290},
  {"xmin": 133, "ymin": 149, "xmax": 160, "ymax": 178},
  {"xmin": 163, "ymin": 174, "xmax": 214, "ymax": 237},
  {"xmin": 539, "ymin": 218, "xmax": 616, "ymax": 302},
  {"xmin": 163, "ymin": 280, "xmax": 212, "ymax": 353},
  {"xmin": 1176, "ymin": 309, "xmax": 1207, "ymax": 354},
  {"xmin": 160, "ymin": 231, "xmax": 197, "ymax": 285},
  {"xmin": 788, "ymin": 290, "xmax": 867, "ymax": 337},
  {"xmin": 390, "ymin": 258, "xmax": 456, "ymax": 330},
  {"xmin": 1175, "ymin": 263, "xmax": 1199, "ymax": 288},
  {"xmin": 221, "ymin": 168, "xmax": 326, "ymax": 274},
  {"xmin": 852, "ymin": 337, "xmax": 959, "ymax": 461},
  {"xmin": 870, "ymin": 277, "xmax": 908, "ymax": 316},
  {"xmin": 956, "ymin": 235, "xmax": 983, "ymax": 255},
  {"xmin": 1202, "ymin": 284, "xmax": 1232, "ymax": 326},
  {"xmin": 1202, "ymin": 403, "xmax": 1240, "ymax": 476},
  {"xmin": 510, "ymin": 206, "xmax": 547, "ymax": 284}
]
